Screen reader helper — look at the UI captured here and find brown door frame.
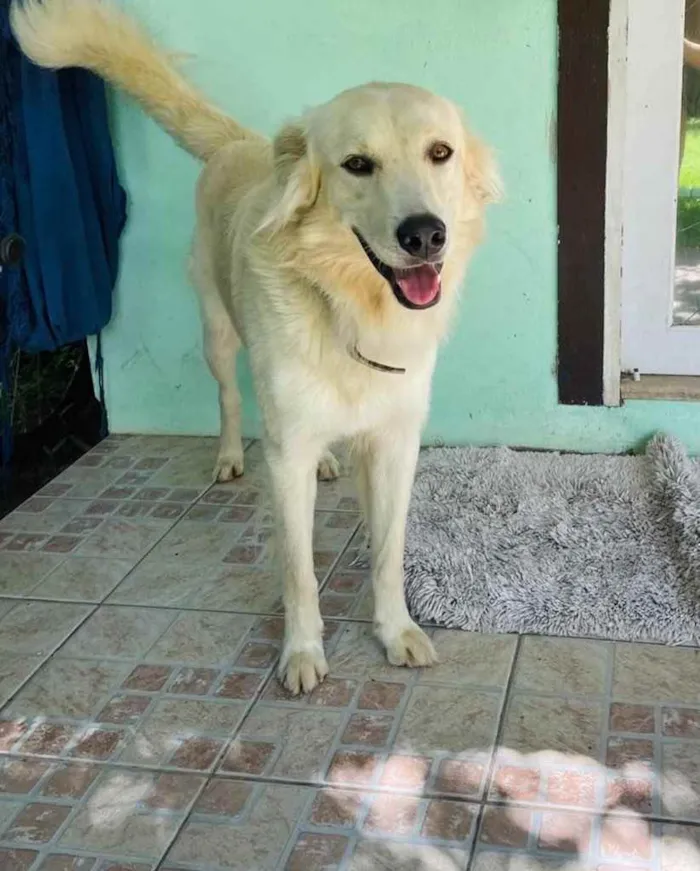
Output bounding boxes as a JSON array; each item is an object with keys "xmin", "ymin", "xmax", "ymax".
[{"xmin": 557, "ymin": 0, "xmax": 610, "ymax": 405}]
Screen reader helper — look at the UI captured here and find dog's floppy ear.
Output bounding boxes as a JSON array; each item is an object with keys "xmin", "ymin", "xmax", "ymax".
[
  {"xmin": 462, "ymin": 127, "xmax": 503, "ymax": 205},
  {"xmin": 258, "ymin": 121, "xmax": 321, "ymax": 233}
]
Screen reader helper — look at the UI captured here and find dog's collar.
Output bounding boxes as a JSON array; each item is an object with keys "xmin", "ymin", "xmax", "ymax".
[
  {"xmin": 347, "ymin": 342, "xmax": 406, "ymax": 375},
  {"xmin": 311, "ymin": 278, "xmax": 405, "ymax": 374}
]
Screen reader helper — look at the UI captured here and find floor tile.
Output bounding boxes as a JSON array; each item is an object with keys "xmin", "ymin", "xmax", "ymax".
[
  {"xmin": 0, "ymin": 760, "xmax": 202, "ymax": 869},
  {"xmin": 481, "ymin": 641, "xmax": 700, "ymax": 849},
  {"xmin": 57, "ymin": 768, "xmax": 202, "ymax": 867},
  {"xmin": 0, "ymin": 847, "xmax": 41, "ymax": 870},
  {"xmin": 395, "ymin": 685, "xmax": 501, "ymax": 757},
  {"xmin": 421, "ymin": 631, "xmax": 516, "ymax": 686},
  {"xmin": 323, "ymin": 621, "xmax": 419, "ymax": 683},
  {"xmin": 4, "ymin": 658, "xmax": 134, "ymax": 720},
  {"xmin": 201, "ymin": 441, "xmax": 358, "ymax": 515},
  {"xmin": 661, "ymin": 743, "xmax": 700, "ymax": 822},
  {"xmin": 613, "ymin": 644, "xmax": 700, "ymax": 703},
  {"xmin": 56, "ymin": 607, "xmax": 177, "ymax": 660},
  {"xmin": 0, "ymin": 602, "xmax": 92, "ymax": 658},
  {"xmin": 0, "ymin": 799, "xmax": 25, "ymax": 829},
  {"xmin": 497, "ymin": 636, "xmax": 610, "ymax": 770},
  {"xmin": 75, "ymin": 518, "xmax": 172, "ymax": 561},
  {"xmin": 49, "ymin": 467, "xmax": 134, "ymax": 501},
  {"xmin": 0, "ymin": 601, "xmax": 21, "ymax": 621},
  {"xmin": 2, "ymin": 611, "xmax": 277, "ymax": 772},
  {"xmin": 164, "ymin": 777, "xmax": 476, "ymax": 870},
  {"xmin": 513, "ymin": 637, "xmax": 611, "ymax": 697},
  {"xmin": 165, "ymin": 780, "xmax": 310, "ymax": 870},
  {"xmin": 0, "ymin": 657, "xmax": 43, "ymax": 708},
  {"xmin": 486, "ymin": 640, "xmax": 679, "ymax": 826},
  {"xmin": 472, "ymin": 806, "xmax": 662, "ymax": 871},
  {"xmin": 661, "ymin": 824, "xmax": 700, "ymax": 870},
  {"xmin": 607, "ymin": 643, "xmax": 700, "ymax": 826},
  {"xmin": 1, "ymin": 498, "xmax": 97, "ymax": 537},
  {"xmin": 145, "ymin": 503, "xmax": 357, "ymax": 582},
  {"xmin": 30, "ymin": 558, "xmax": 135, "ymax": 603},
  {"xmin": 146, "ymin": 440, "xmax": 222, "ymax": 487},
  {"xmin": 0, "ymin": 485, "xmax": 187, "ymax": 564},
  {"xmin": 9, "ymin": 437, "xmax": 700, "ymax": 869},
  {"xmin": 319, "ymin": 530, "xmax": 373, "ymax": 621},
  {"xmin": 104, "ymin": 434, "xmax": 216, "ymax": 460},
  {"xmin": 0, "ymin": 554, "xmax": 65, "ymax": 597},
  {"xmin": 107, "ymin": 560, "xmax": 281, "ymax": 612},
  {"xmin": 233, "ymin": 704, "xmax": 343, "ymax": 783},
  {"xmin": 224, "ymin": 623, "xmax": 505, "ymax": 796},
  {"xmin": 145, "ymin": 513, "xmax": 254, "ymax": 564},
  {"xmin": 499, "ymin": 695, "xmax": 604, "ymax": 760},
  {"xmin": 145, "ymin": 611, "xmax": 261, "ymax": 664}
]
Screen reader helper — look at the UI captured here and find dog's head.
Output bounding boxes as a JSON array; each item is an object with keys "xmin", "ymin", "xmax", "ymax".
[{"xmin": 260, "ymin": 83, "xmax": 501, "ymax": 322}]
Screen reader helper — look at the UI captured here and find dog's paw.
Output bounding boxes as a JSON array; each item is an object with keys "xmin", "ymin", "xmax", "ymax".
[
  {"xmin": 379, "ymin": 622, "xmax": 438, "ymax": 668},
  {"xmin": 317, "ymin": 451, "xmax": 340, "ymax": 481},
  {"xmin": 279, "ymin": 643, "xmax": 329, "ymax": 695},
  {"xmin": 213, "ymin": 452, "xmax": 244, "ymax": 483}
]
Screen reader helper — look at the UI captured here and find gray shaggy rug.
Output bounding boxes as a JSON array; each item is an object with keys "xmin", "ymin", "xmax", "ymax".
[{"xmin": 403, "ymin": 433, "xmax": 700, "ymax": 645}]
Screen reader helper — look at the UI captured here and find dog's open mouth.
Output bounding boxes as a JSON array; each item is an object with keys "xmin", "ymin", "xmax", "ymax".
[{"xmin": 353, "ymin": 230, "xmax": 442, "ymax": 310}]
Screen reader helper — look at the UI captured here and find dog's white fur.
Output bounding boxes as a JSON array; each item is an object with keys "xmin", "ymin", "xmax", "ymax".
[{"xmin": 12, "ymin": 0, "xmax": 501, "ymax": 693}]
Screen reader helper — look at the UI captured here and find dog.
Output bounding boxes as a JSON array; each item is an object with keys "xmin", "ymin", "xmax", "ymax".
[{"xmin": 11, "ymin": 0, "xmax": 501, "ymax": 693}]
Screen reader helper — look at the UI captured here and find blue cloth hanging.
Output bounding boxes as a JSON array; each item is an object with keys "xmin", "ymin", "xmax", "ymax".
[{"xmin": 0, "ymin": 0, "xmax": 127, "ymax": 465}]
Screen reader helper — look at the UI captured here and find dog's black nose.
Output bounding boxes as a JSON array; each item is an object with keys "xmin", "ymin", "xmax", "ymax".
[{"xmin": 396, "ymin": 213, "xmax": 447, "ymax": 259}]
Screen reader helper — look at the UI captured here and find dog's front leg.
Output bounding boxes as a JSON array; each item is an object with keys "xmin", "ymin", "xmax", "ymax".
[
  {"xmin": 365, "ymin": 425, "xmax": 438, "ymax": 668},
  {"xmin": 266, "ymin": 439, "xmax": 328, "ymax": 694}
]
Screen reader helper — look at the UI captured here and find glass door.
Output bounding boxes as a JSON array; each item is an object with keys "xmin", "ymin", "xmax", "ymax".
[{"xmin": 619, "ymin": 0, "xmax": 700, "ymax": 375}]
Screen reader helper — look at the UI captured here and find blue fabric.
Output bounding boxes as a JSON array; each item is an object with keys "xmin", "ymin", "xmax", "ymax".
[{"xmin": 0, "ymin": 0, "xmax": 127, "ymax": 463}]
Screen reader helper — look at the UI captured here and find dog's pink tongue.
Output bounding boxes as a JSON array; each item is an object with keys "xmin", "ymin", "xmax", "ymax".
[{"xmin": 395, "ymin": 265, "xmax": 441, "ymax": 306}]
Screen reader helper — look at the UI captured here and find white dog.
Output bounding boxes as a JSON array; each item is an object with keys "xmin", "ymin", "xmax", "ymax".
[{"xmin": 12, "ymin": 0, "xmax": 501, "ymax": 693}]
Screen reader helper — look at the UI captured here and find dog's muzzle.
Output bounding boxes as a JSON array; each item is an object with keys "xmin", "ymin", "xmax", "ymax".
[{"xmin": 353, "ymin": 230, "xmax": 443, "ymax": 311}]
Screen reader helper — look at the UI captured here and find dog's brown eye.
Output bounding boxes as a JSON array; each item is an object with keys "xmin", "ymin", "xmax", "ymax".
[
  {"xmin": 342, "ymin": 155, "xmax": 375, "ymax": 176},
  {"xmin": 429, "ymin": 142, "xmax": 453, "ymax": 163}
]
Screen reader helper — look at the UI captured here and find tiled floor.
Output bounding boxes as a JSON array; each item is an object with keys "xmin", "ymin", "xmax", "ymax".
[{"xmin": 1, "ymin": 438, "xmax": 700, "ymax": 869}]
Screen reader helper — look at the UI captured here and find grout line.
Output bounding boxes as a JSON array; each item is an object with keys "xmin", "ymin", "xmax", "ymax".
[
  {"xmin": 153, "ymin": 651, "xmax": 288, "ymax": 870},
  {"xmin": 93, "ymin": 620, "xmax": 280, "ymax": 773},
  {"xmin": 208, "ymin": 766, "xmax": 488, "ymax": 804},
  {"xmin": 153, "ymin": 771, "xmax": 212, "ymax": 870},
  {"xmin": 3, "ymin": 757, "xmax": 700, "ymax": 828},
  {"xmin": 5, "ymin": 745, "xmax": 698, "ymax": 829},
  {"xmin": 270, "ymin": 785, "xmax": 330, "ymax": 871},
  {"xmin": 0, "ymin": 477, "xmax": 200, "ymax": 708},
  {"xmin": 4, "ymin": 439, "xmax": 263, "ymax": 613},
  {"xmin": 590, "ymin": 638, "xmax": 616, "ymax": 858},
  {"xmin": 467, "ymin": 794, "xmax": 688, "ymax": 827},
  {"xmin": 466, "ymin": 635, "xmax": 524, "ymax": 870},
  {"xmin": 201, "ymin": 637, "xmax": 286, "ymax": 778},
  {"xmin": 484, "ymin": 635, "xmax": 523, "ymax": 790},
  {"xmin": 0, "ymin": 594, "xmax": 369, "ymax": 621},
  {"xmin": 0, "ymin": 758, "xmax": 207, "ymax": 870},
  {"xmin": 3, "ymin": 494, "xmax": 360, "ymax": 513},
  {"xmin": 0, "ymin": 604, "xmax": 99, "ymax": 713},
  {"xmin": 317, "ymin": 520, "xmax": 363, "ymax": 595}
]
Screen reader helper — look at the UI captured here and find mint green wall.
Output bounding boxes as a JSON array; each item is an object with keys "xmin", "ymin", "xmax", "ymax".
[{"xmin": 104, "ymin": 0, "xmax": 700, "ymax": 453}]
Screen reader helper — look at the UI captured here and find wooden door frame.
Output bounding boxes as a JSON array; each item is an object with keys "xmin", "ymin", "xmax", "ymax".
[{"xmin": 557, "ymin": 0, "xmax": 611, "ymax": 406}]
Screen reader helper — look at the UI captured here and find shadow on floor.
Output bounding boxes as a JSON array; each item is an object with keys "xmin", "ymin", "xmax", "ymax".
[{"xmin": 0, "ymin": 341, "xmax": 102, "ymax": 520}]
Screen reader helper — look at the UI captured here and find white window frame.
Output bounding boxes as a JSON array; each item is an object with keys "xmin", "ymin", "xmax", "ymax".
[{"xmin": 611, "ymin": 0, "xmax": 697, "ymax": 384}]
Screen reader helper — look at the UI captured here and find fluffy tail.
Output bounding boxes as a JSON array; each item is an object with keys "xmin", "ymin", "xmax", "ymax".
[{"xmin": 10, "ymin": 0, "xmax": 258, "ymax": 161}]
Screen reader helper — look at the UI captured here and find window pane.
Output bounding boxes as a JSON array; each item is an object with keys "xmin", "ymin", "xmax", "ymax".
[{"xmin": 675, "ymin": 0, "xmax": 700, "ymax": 324}]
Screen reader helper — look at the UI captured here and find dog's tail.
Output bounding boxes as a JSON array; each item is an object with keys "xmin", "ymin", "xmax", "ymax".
[{"xmin": 10, "ymin": 0, "xmax": 258, "ymax": 161}]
